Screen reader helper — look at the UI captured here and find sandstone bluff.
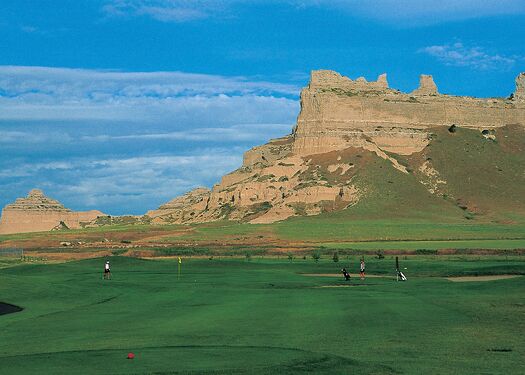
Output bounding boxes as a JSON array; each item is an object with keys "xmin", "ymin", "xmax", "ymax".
[
  {"xmin": 147, "ymin": 70, "xmax": 525, "ymax": 224},
  {"xmin": 0, "ymin": 189, "xmax": 104, "ymax": 234},
  {"xmin": 2, "ymin": 70, "xmax": 524, "ymax": 233}
]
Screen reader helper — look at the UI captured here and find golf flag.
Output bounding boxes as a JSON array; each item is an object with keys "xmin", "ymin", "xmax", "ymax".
[{"xmin": 178, "ymin": 257, "xmax": 182, "ymax": 264}]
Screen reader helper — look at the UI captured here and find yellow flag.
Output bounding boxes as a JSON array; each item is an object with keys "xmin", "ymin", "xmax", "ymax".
[{"xmin": 178, "ymin": 257, "xmax": 182, "ymax": 264}]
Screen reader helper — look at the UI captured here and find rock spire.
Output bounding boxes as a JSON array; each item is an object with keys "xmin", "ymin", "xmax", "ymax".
[
  {"xmin": 514, "ymin": 72, "xmax": 525, "ymax": 101},
  {"xmin": 411, "ymin": 74, "xmax": 438, "ymax": 96}
]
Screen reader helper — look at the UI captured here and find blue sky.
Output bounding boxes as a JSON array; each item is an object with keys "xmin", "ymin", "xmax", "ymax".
[{"xmin": 1, "ymin": 0, "xmax": 524, "ymax": 215}]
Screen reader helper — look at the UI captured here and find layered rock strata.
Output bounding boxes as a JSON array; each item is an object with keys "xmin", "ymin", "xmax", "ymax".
[
  {"xmin": 292, "ymin": 70, "xmax": 525, "ymax": 156},
  {"xmin": 0, "ymin": 189, "xmax": 104, "ymax": 234},
  {"xmin": 148, "ymin": 70, "xmax": 525, "ymax": 224}
]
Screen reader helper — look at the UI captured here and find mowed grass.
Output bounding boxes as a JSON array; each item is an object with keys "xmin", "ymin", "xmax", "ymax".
[
  {"xmin": 320, "ymin": 238, "xmax": 525, "ymax": 251},
  {"xmin": 1, "ymin": 257, "xmax": 524, "ymax": 374},
  {"xmin": 274, "ymin": 218, "xmax": 525, "ymax": 242},
  {"xmin": 168, "ymin": 218, "xmax": 525, "ymax": 244}
]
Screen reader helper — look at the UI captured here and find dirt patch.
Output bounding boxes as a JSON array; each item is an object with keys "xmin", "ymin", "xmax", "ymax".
[
  {"xmin": 27, "ymin": 250, "xmax": 112, "ymax": 261},
  {"xmin": 446, "ymin": 275, "xmax": 522, "ymax": 282},
  {"xmin": 0, "ymin": 302, "xmax": 23, "ymax": 316}
]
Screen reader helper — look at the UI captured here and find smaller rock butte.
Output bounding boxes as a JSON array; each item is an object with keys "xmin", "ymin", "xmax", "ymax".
[{"xmin": 0, "ymin": 189, "xmax": 105, "ymax": 234}]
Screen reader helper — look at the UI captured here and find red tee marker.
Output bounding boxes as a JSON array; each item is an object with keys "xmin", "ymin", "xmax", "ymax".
[{"xmin": 127, "ymin": 352, "xmax": 135, "ymax": 360}]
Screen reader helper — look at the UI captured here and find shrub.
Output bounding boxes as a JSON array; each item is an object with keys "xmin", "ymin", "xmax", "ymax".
[
  {"xmin": 415, "ymin": 249, "xmax": 438, "ymax": 255},
  {"xmin": 312, "ymin": 251, "xmax": 321, "ymax": 262},
  {"xmin": 332, "ymin": 252, "xmax": 339, "ymax": 262}
]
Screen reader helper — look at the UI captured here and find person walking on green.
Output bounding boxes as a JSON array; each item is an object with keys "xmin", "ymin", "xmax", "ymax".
[
  {"xmin": 103, "ymin": 260, "xmax": 111, "ymax": 280},
  {"xmin": 360, "ymin": 259, "xmax": 365, "ymax": 280}
]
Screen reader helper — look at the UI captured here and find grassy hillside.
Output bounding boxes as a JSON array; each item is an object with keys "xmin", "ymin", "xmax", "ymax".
[
  {"xmin": 272, "ymin": 125, "xmax": 525, "ymax": 241},
  {"xmin": 402, "ymin": 125, "xmax": 525, "ymax": 218}
]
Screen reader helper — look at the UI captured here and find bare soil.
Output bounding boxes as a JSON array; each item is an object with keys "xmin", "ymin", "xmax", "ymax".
[{"xmin": 446, "ymin": 275, "xmax": 522, "ymax": 282}]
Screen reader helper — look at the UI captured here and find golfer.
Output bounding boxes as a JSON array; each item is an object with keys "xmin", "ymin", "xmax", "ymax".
[
  {"xmin": 360, "ymin": 259, "xmax": 365, "ymax": 280},
  {"xmin": 342, "ymin": 268, "xmax": 350, "ymax": 281},
  {"xmin": 103, "ymin": 260, "xmax": 111, "ymax": 280}
]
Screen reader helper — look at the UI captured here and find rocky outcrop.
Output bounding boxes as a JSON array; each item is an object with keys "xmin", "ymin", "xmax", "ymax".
[
  {"xmin": 146, "ymin": 188, "xmax": 211, "ymax": 224},
  {"xmin": 514, "ymin": 73, "xmax": 525, "ymax": 101},
  {"xmin": 411, "ymin": 74, "xmax": 438, "ymax": 96},
  {"xmin": 148, "ymin": 149, "xmax": 360, "ymax": 224},
  {"xmin": 0, "ymin": 189, "xmax": 104, "ymax": 234},
  {"xmin": 148, "ymin": 70, "xmax": 525, "ymax": 225}
]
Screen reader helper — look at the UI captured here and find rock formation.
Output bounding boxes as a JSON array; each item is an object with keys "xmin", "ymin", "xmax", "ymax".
[
  {"xmin": 0, "ymin": 189, "xmax": 104, "ymax": 234},
  {"xmin": 411, "ymin": 74, "xmax": 438, "ymax": 96},
  {"xmin": 292, "ymin": 70, "xmax": 524, "ymax": 156},
  {"xmin": 147, "ymin": 188, "xmax": 211, "ymax": 224},
  {"xmin": 148, "ymin": 70, "xmax": 525, "ymax": 224},
  {"xmin": 514, "ymin": 73, "xmax": 525, "ymax": 101}
]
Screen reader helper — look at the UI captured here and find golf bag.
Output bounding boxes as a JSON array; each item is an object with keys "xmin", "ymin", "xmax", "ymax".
[{"xmin": 395, "ymin": 257, "xmax": 407, "ymax": 281}]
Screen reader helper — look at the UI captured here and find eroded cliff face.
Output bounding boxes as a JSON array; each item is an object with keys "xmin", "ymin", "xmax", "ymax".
[
  {"xmin": 147, "ymin": 70, "xmax": 525, "ymax": 225},
  {"xmin": 0, "ymin": 189, "xmax": 105, "ymax": 234},
  {"xmin": 147, "ymin": 138, "xmax": 360, "ymax": 224},
  {"xmin": 293, "ymin": 70, "xmax": 525, "ymax": 156},
  {"xmin": 147, "ymin": 70, "xmax": 525, "ymax": 223}
]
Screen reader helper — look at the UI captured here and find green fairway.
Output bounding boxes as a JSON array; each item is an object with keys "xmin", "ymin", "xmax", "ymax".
[
  {"xmin": 320, "ymin": 238, "xmax": 525, "ymax": 251},
  {"xmin": 1, "ymin": 257, "xmax": 524, "ymax": 374}
]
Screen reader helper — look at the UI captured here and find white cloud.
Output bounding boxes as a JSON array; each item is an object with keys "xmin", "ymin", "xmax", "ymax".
[
  {"xmin": 0, "ymin": 160, "xmax": 79, "ymax": 179},
  {"xmin": 102, "ymin": 0, "xmax": 525, "ymax": 25},
  {"xmin": 80, "ymin": 124, "xmax": 292, "ymax": 142},
  {"xmin": 0, "ymin": 151, "xmax": 243, "ymax": 214},
  {"xmin": 0, "ymin": 65, "xmax": 298, "ymax": 98},
  {"xmin": 0, "ymin": 66, "xmax": 299, "ymax": 123},
  {"xmin": 102, "ymin": 0, "xmax": 227, "ymax": 22},
  {"xmin": 420, "ymin": 42, "xmax": 519, "ymax": 70},
  {"xmin": 0, "ymin": 131, "xmax": 73, "ymax": 144}
]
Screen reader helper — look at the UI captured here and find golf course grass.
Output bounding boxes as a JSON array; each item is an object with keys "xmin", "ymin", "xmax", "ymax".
[{"xmin": 0, "ymin": 256, "xmax": 524, "ymax": 374}]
